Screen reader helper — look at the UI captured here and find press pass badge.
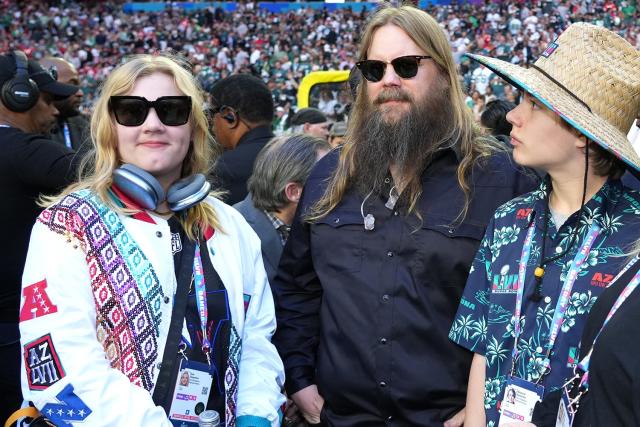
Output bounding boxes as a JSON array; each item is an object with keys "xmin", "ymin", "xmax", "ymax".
[
  {"xmin": 556, "ymin": 387, "xmax": 575, "ymax": 427},
  {"xmin": 169, "ymin": 359, "xmax": 213, "ymax": 426},
  {"xmin": 498, "ymin": 377, "xmax": 544, "ymax": 426}
]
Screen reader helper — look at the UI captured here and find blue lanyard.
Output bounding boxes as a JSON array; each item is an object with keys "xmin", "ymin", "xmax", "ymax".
[
  {"xmin": 63, "ymin": 122, "xmax": 72, "ymax": 149},
  {"xmin": 510, "ymin": 221, "xmax": 601, "ymax": 378},
  {"xmin": 576, "ymin": 256, "xmax": 640, "ymax": 390},
  {"xmin": 193, "ymin": 242, "xmax": 212, "ymax": 366}
]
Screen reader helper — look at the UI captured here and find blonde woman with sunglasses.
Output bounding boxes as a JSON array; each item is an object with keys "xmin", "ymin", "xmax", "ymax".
[{"xmin": 17, "ymin": 54, "xmax": 285, "ymax": 427}]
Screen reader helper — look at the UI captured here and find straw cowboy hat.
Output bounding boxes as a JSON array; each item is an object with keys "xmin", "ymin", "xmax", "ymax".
[{"xmin": 466, "ymin": 22, "xmax": 640, "ymax": 172}]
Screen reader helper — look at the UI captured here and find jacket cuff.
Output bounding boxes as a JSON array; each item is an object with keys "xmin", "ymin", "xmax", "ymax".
[
  {"xmin": 237, "ymin": 415, "xmax": 272, "ymax": 427},
  {"xmin": 284, "ymin": 366, "xmax": 315, "ymax": 395}
]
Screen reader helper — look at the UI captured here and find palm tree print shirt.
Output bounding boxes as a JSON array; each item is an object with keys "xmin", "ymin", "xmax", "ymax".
[{"xmin": 449, "ymin": 179, "xmax": 640, "ymax": 426}]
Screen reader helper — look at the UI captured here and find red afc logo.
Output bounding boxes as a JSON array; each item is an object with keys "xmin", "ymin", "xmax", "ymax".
[
  {"xmin": 591, "ymin": 272, "xmax": 614, "ymax": 288},
  {"xmin": 20, "ymin": 279, "xmax": 58, "ymax": 322}
]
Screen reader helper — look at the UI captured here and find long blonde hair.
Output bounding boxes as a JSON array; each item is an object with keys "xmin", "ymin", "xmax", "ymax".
[
  {"xmin": 43, "ymin": 54, "xmax": 221, "ymax": 239},
  {"xmin": 308, "ymin": 5, "xmax": 502, "ymax": 221}
]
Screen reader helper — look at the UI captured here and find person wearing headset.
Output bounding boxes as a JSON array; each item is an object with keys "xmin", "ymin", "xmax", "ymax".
[
  {"xmin": 0, "ymin": 50, "xmax": 79, "ymax": 424},
  {"xmin": 208, "ymin": 74, "xmax": 275, "ymax": 205},
  {"xmin": 449, "ymin": 23, "xmax": 640, "ymax": 427},
  {"xmin": 17, "ymin": 54, "xmax": 285, "ymax": 427}
]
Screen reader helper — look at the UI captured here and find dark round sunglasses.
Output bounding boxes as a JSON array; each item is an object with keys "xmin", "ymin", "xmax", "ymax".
[
  {"xmin": 109, "ymin": 96, "xmax": 192, "ymax": 127},
  {"xmin": 356, "ymin": 55, "xmax": 432, "ymax": 83}
]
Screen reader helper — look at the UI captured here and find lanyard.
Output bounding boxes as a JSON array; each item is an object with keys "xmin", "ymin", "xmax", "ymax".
[
  {"xmin": 63, "ymin": 122, "xmax": 72, "ymax": 149},
  {"xmin": 510, "ymin": 221, "xmax": 601, "ymax": 378},
  {"xmin": 576, "ymin": 256, "xmax": 640, "ymax": 390},
  {"xmin": 193, "ymin": 241, "xmax": 212, "ymax": 366}
]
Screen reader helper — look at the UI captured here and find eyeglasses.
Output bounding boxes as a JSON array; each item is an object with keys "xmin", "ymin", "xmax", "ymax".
[
  {"xmin": 356, "ymin": 55, "xmax": 432, "ymax": 83},
  {"xmin": 109, "ymin": 96, "xmax": 192, "ymax": 127}
]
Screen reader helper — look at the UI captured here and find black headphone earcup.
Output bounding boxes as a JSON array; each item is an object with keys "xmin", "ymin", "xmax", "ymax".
[
  {"xmin": 1, "ymin": 79, "xmax": 39, "ymax": 112},
  {"xmin": 1, "ymin": 52, "xmax": 39, "ymax": 112},
  {"xmin": 166, "ymin": 174, "xmax": 211, "ymax": 211},
  {"xmin": 112, "ymin": 164, "xmax": 165, "ymax": 210}
]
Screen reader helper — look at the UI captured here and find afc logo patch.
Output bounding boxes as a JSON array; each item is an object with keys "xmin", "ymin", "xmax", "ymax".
[
  {"xmin": 20, "ymin": 279, "xmax": 58, "ymax": 322},
  {"xmin": 24, "ymin": 334, "xmax": 65, "ymax": 390}
]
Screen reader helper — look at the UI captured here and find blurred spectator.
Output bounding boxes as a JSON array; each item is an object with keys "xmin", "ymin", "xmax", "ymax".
[
  {"xmin": 480, "ymin": 99, "xmax": 516, "ymax": 145},
  {"xmin": 209, "ymin": 73, "xmax": 274, "ymax": 205},
  {"xmin": 317, "ymin": 89, "xmax": 337, "ymax": 118},
  {"xmin": 39, "ymin": 57, "xmax": 90, "ymax": 154},
  {"xmin": 289, "ymin": 107, "xmax": 330, "ymax": 140},
  {"xmin": 328, "ymin": 121, "xmax": 347, "ymax": 148},
  {"xmin": 234, "ymin": 133, "xmax": 329, "ymax": 285}
]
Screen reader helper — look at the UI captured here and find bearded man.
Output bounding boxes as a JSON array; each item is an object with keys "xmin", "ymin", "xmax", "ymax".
[{"xmin": 272, "ymin": 6, "xmax": 537, "ymax": 427}]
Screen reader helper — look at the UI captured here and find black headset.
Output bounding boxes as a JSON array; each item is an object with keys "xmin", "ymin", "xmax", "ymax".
[
  {"xmin": 1, "ymin": 51, "xmax": 39, "ymax": 112},
  {"xmin": 112, "ymin": 164, "xmax": 211, "ymax": 212},
  {"xmin": 219, "ymin": 105, "xmax": 238, "ymax": 124}
]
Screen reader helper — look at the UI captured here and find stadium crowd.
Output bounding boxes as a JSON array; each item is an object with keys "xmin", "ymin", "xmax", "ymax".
[{"xmin": 1, "ymin": 0, "xmax": 638, "ymax": 117}]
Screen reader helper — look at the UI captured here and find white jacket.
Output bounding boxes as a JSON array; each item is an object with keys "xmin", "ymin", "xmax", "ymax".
[{"xmin": 19, "ymin": 191, "xmax": 285, "ymax": 427}]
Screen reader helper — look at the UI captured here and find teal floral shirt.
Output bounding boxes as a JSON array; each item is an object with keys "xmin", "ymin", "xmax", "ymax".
[{"xmin": 449, "ymin": 179, "xmax": 640, "ymax": 426}]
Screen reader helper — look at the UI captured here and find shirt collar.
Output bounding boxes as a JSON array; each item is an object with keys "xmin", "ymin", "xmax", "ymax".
[
  {"xmin": 263, "ymin": 210, "xmax": 290, "ymax": 245},
  {"xmin": 531, "ymin": 177, "xmax": 624, "ymax": 233}
]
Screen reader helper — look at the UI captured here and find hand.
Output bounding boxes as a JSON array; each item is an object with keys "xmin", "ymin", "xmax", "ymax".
[
  {"xmin": 283, "ymin": 398, "xmax": 303, "ymax": 426},
  {"xmin": 444, "ymin": 407, "xmax": 465, "ymax": 427},
  {"xmin": 290, "ymin": 385, "xmax": 325, "ymax": 424}
]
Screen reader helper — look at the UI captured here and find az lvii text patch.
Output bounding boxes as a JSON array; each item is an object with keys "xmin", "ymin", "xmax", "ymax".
[
  {"xmin": 20, "ymin": 279, "xmax": 58, "ymax": 322},
  {"xmin": 24, "ymin": 334, "xmax": 65, "ymax": 390}
]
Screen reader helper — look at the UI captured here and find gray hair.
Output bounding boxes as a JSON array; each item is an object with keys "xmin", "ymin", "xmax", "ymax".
[{"xmin": 248, "ymin": 133, "xmax": 330, "ymax": 212}]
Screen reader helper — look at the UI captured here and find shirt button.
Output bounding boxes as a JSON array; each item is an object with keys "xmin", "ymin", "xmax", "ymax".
[
  {"xmin": 394, "ymin": 211, "xmax": 399, "ymax": 216},
  {"xmin": 379, "ymin": 381, "xmax": 387, "ymax": 387},
  {"xmin": 555, "ymin": 246, "xmax": 563, "ymax": 254},
  {"xmin": 387, "ymin": 251, "xmax": 393, "ymax": 257},
  {"xmin": 156, "ymin": 362, "xmax": 163, "ymax": 369},
  {"xmin": 544, "ymin": 296, "xmax": 551, "ymax": 304},
  {"xmin": 163, "ymin": 296, "xmax": 170, "ymax": 304},
  {"xmin": 380, "ymin": 337, "xmax": 388, "ymax": 345},
  {"xmin": 156, "ymin": 231, "xmax": 163, "ymax": 238},
  {"xmin": 448, "ymin": 228, "xmax": 455, "ymax": 234},
  {"xmin": 382, "ymin": 294, "xmax": 390, "ymax": 302},
  {"xmin": 386, "ymin": 416, "xmax": 393, "ymax": 422},
  {"xmin": 334, "ymin": 218, "xmax": 340, "ymax": 224}
]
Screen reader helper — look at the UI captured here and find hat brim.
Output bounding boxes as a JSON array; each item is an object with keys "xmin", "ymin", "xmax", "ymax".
[
  {"xmin": 467, "ymin": 53, "xmax": 640, "ymax": 174},
  {"xmin": 31, "ymin": 72, "xmax": 79, "ymax": 99}
]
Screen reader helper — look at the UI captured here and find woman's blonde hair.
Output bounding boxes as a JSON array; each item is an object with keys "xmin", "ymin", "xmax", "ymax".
[
  {"xmin": 308, "ymin": 5, "xmax": 502, "ymax": 222},
  {"xmin": 43, "ymin": 54, "xmax": 220, "ymax": 240}
]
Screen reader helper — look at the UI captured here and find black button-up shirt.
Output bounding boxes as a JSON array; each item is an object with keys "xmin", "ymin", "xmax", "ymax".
[{"xmin": 273, "ymin": 148, "xmax": 537, "ymax": 426}]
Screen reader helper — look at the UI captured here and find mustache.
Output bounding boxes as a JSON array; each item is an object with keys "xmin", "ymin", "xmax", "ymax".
[{"xmin": 374, "ymin": 88, "xmax": 412, "ymax": 105}]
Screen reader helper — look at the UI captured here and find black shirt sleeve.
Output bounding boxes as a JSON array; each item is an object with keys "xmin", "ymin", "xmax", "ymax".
[{"xmin": 11, "ymin": 134, "xmax": 80, "ymax": 190}]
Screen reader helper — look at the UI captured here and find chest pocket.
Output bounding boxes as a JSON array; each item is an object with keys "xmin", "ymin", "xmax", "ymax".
[
  {"xmin": 410, "ymin": 215, "xmax": 486, "ymax": 287},
  {"xmin": 311, "ymin": 210, "xmax": 363, "ymax": 273}
]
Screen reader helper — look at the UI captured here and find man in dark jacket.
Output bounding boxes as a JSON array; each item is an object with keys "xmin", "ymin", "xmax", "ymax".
[
  {"xmin": 0, "ymin": 51, "xmax": 80, "ymax": 423},
  {"xmin": 234, "ymin": 134, "xmax": 329, "ymax": 286},
  {"xmin": 39, "ymin": 57, "xmax": 90, "ymax": 155},
  {"xmin": 209, "ymin": 74, "xmax": 275, "ymax": 205},
  {"xmin": 272, "ymin": 6, "xmax": 537, "ymax": 427}
]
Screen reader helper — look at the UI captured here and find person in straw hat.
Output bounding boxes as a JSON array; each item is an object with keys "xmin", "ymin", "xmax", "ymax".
[{"xmin": 449, "ymin": 22, "xmax": 640, "ymax": 427}]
